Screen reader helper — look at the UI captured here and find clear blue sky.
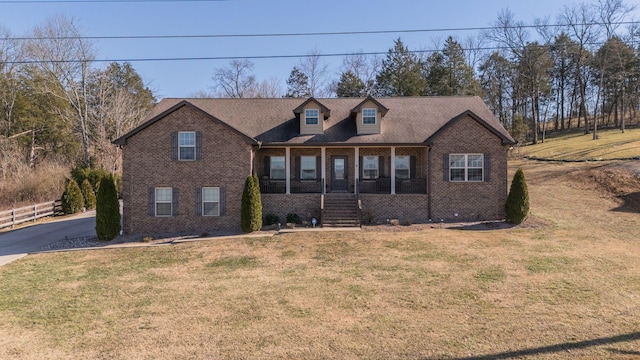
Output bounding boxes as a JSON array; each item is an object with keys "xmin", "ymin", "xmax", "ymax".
[{"xmin": 1, "ymin": 0, "xmax": 637, "ymax": 98}]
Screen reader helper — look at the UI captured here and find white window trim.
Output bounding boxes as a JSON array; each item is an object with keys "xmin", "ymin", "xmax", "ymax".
[
  {"xmin": 300, "ymin": 156, "xmax": 317, "ymax": 180},
  {"xmin": 178, "ymin": 131, "xmax": 196, "ymax": 161},
  {"xmin": 450, "ymin": 154, "xmax": 484, "ymax": 182},
  {"xmin": 155, "ymin": 187, "xmax": 172, "ymax": 217},
  {"xmin": 202, "ymin": 187, "xmax": 220, "ymax": 217},
  {"xmin": 362, "ymin": 108, "xmax": 377, "ymax": 125},
  {"xmin": 270, "ymin": 156, "xmax": 286, "ymax": 180},
  {"xmin": 362, "ymin": 156, "xmax": 379, "ymax": 180},
  {"xmin": 305, "ymin": 109, "xmax": 319, "ymax": 125}
]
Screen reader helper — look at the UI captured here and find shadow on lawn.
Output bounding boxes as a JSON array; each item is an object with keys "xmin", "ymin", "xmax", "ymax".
[
  {"xmin": 424, "ymin": 332, "xmax": 640, "ymax": 360},
  {"xmin": 611, "ymin": 191, "xmax": 640, "ymax": 213}
]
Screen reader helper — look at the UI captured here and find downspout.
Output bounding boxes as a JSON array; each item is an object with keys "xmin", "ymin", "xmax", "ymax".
[{"xmin": 427, "ymin": 146, "xmax": 432, "ymax": 220}]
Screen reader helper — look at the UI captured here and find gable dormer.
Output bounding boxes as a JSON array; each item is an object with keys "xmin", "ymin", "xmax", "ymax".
[
  {"xmin": 351, "ymin": 96, "xmax": 389, "ymax": 135},
  {"xmin": 293, "ymin": 97, "xmax": 331, "ymax": 135}
]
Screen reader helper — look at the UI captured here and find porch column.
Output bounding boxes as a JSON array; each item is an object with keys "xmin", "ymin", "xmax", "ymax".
[
  {"xmin": 354, "ymin": 147, "xmax": 359, "ymax": 194},
  {"xmin": 285, "ymin": 147, "xmax": 291, "ymax": 194},
  {"xmin": 321, "ymin": 147, "xmax": 326, "ymax": 194},
  {"xmin": 390, "ymin": 146, "xmax": 396, "ymax": 195}
]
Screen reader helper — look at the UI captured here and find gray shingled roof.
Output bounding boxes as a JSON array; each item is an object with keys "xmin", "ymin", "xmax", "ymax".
[{"xmin": 115, "ymin": 96, "xmax": 515, "ymax": 146}]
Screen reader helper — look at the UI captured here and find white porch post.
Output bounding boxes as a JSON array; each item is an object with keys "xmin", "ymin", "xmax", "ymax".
[
  {"xmin": 285, "ymin": 147, "xmax": 291, "ymax": 194},
  {"xmin": 390, "ymin": 146, "xmax": 396, "ymax": 195},
  {"xmin": 321, "ymin": 147, "xmax": 326, "ymax": 194},
  {"xmin": 354, "ymin": 147, "xmax": 359, "ymax": 194}
]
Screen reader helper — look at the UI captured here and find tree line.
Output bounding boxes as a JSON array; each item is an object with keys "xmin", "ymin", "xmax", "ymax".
[{"xmin": 212, "ymin": 0, "xmax": 639, "ymax": 144}]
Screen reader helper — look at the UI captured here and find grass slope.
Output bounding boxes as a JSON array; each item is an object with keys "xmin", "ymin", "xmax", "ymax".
[
  {"xmin": 517, "ymin": 127, "xmax": 640, "ymax": 161},
  {"xmin": 0, "ymin": 161, "xmax": 639, "ymax": 359}
]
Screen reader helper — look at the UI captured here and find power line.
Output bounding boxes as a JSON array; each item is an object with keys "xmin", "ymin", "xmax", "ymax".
[
  {"xmin": 0, "ymin": 0, "xmax": 228, "ymax": 3},
  {"xmin": 4, "ymin": 41, "xmax": 622, "ymax": 65},
  {"xmin": 7, "ymin": 21, "xmax": 639, "ymax": 41}
]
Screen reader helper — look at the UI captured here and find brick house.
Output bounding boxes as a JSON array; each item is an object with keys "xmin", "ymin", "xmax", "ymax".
[{"xmin": 113, "ymin": 96, "xmax": 515, "ymax": 234}]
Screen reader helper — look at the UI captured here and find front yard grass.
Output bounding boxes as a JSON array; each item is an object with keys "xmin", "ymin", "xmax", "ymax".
[{"xmin": 0, "ymin": 160, "xmax": 639, "ymax": 359}]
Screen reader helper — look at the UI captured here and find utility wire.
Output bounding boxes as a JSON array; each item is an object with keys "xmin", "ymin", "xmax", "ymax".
[
  {"xmin": 4, "ymin": 41, "xmax": 623, "ymax": 64},
  {"xmin": 0, "ymin": 0, "xmax": 228, "ymax": 3},
  {"xmin": 7, "ymin": 21, "xmax": 639, "ymax": 41}
]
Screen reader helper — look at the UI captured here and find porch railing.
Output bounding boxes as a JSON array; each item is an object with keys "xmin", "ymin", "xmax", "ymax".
[
  {"xmin": 358, "ymin": 178, "xmax": 426, "ymax": 194},
  {"xmin": 260, "ymin": 178, "xmax": 426, "ymax": 194},
  {"xmin": 259, "ymin": 179, "xmax": 323, "ymax": 194}
]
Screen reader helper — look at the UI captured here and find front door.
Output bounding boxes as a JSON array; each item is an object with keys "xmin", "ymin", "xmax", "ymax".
[{"xmin": 331, "ymin": 156, "xmax": 348, "ymax": 192}]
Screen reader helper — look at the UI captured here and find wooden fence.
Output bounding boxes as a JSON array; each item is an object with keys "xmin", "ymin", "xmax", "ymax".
[{"xmin": 0, "ymin": 200, "xmax": 62, "ymax": 229}]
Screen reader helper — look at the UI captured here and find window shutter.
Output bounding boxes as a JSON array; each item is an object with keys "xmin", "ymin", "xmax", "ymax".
[
  {"xmin": 379, "ymin": 156, "xmax": 385, "ymax": 178},
  {"xmin": 410, "ymin": 156, "xmax": 416, "ymax": 179},
  {"xmin": 172, "ymin": 188, "xmax": 179, "ymax": 216},
  {"xmin": 195, "ymin": 131, "xmax": 202, "ymax": 160},
  {"xmin": 316, "ymin": 156, "xmax": 321, "ymax": 181},
  {"xmin": 295, "ymin": 156, "xmax": 301, "ymax": 180},
  {"xmin": 195, "ymin": 188, "xmax": 202, "ymax": 216},
  {"xmin": 359, "ymin": 156, "xmax": 363, "ymax": 179},
  {"xmin": 220, "ymin": 188, "xmax": 226, "ymax": 215},
  {"xmin": 263, "ymin": 156, "xmax": 270, "ymax": 178},
  {"xmin": 484, "ymin": 153, "xmax": 491, "ymax": 182},
  {"xmin": 171, "ymin": 132, "xmax": 178, "ymax": 160},
  {"xmin": 443, "ymin": 153, "xmax": 450, "ymax": 181},
  {"xmin": 148, "ymin": 187, "xmax": 155, "ymax": 216}
]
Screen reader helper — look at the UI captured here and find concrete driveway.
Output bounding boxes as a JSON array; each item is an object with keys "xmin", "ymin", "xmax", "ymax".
[{"xmin": 0, "ymin": 211, "xmax": 96, "ymax": 267}]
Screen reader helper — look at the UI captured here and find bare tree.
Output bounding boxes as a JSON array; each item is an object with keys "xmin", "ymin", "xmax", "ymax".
[
  {"xmin": 0, "ymin": 26, "xmax": 23, "ymax": 138},
  {"xmin": 559, "ymin": 3, "xmax": 598, "ymax": 134},
  {"xmin": 299, "ymin": 49, "xmax": 330, "ymax": 97},
  {"xmin": 245, "ymin": 77, "xmax": 283, "ymax": 98},
  {"xmin": 337, "ymin": 52, "xmax": 381, "ymax": 96},
  {"xmin": 212, "ymin": 59, "xmax": 256, "ymax": 98},
  {"xmin": 25, "ymin": 15, "xmax": 95, "ymax": 167}
]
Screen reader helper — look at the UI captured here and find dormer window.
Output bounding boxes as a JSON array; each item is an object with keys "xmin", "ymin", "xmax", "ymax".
[
  {"xmin": 363, "ymin": 108, "xmax": 377, "ymax": 125},
  {"xmin": 305, "ymin": 109, "xmax": 319, "ymax": 125}
]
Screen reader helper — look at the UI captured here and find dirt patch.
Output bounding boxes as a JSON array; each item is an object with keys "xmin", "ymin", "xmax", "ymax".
[{"xmin": 567, "ymin": 161, "xmax": 640, "ymax": 212}]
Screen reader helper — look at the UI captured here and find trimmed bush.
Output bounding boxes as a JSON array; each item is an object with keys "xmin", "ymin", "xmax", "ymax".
[
  {"xmin": 81, "ymin": 179, "xmax": 96, "ymax": 210},
  {"xmin": 264, "ymin": 213, "xmax": 280, "ymax": 226},
  {"xmin": 286, "ymin": 213, "xmax": 300, "ymax": 224},
  {"xmin": 505, "ymin": 168, "xmax": 530, "ymax": 224},
  {"xmin": 95, "ymin": 175, "xmax": 121, "ymax": 241},
  {"xmin": 61, "ymin": 178, "xmax": 84, "ymax": 214},
  {"xmin": 241, "ymin": 176, "xmax": 262, "ymax": 232},
  {"xmin": 251, "ymin": 175, "xmax": 263, "ymax": 230}
]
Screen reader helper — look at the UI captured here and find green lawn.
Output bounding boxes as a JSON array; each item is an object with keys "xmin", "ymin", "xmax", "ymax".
[
  {"xmin": 0, "ymin": 160, "xmax": 639, "ymax": 359},
  {"xmin": 517, "ymin": 127, "xmax": 640, "ymax": 161}
]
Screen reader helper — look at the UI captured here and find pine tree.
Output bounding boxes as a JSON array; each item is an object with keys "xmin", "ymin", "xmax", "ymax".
[
  {"xmin": 95, "ymin": 175, "xmax": 121, "ymax": 240},
  {"xmin": 335, "ymin": 70, "xmax": 366, "ymax": 97},
  {"xmin": 81, "ymin": 179, "xmax": 96, "ymax": 209},
  {"xmin": 61, "ymin": 178, "xmax": 85, "ymax": 214},
  {"xmin": 375, "ymin": 38, "xmax": 426, "ymax": 96},
  {"xmin": 505, "ymin": 169, "xmax": 530, "ymax": 224},
  {"xmin": 285, "ymin": 67, "xmax": 311, "ymax": 98},
  {"xmin": 251, "ymin": 175, "xmax": 263, "ymax": 231}
]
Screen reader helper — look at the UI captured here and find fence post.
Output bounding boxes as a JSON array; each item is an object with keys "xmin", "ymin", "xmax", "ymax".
[
  {"xmin": 34, "ymin": 204, "xmax": 37, "ymax": 222},
  {"xmin": 11, "ymin": 208, "xmax": 15, "ymax": 229}
]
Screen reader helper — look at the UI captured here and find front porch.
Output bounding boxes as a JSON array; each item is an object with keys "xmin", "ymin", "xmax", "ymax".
[{"xmin": 256, "ymin": 146, "xmax": 428, "ymax": 195}]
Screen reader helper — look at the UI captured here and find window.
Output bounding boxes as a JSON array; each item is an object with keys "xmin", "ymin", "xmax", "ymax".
[
  {"xmin": 450, "ymin": 154, "xmax": 483, "ymax": 182},
  {"xmin": 363, "ymin": 108, "xmax": 376, "ymax": 125},
  {"xmin": 362, "ymin": 156, "xmax": 379, "ymax": 180},
  {"xmin": 305, "ymin": 109, "xmax": 319, "ymax": 125},
  {"xmin": 300, "ymin": 156, "xmax": 316, "ymax": 180},
  {"xmin": 395, "ymin": 156, "xmax": 410, "ymax": 179},
  {"xmin": 155, "ymin": 187, "xmax": 172, "ymax": 216},
  {"xmin": 202, "ymin": 187, "xmax": 220, "ymax": 216},
  {"xmin": 178, "ymin": 131, "xmax": 196, "ymax": 160},
  {"xmin": 270, "ymin": 156, "xmax": 285, "ymax": 180}
]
